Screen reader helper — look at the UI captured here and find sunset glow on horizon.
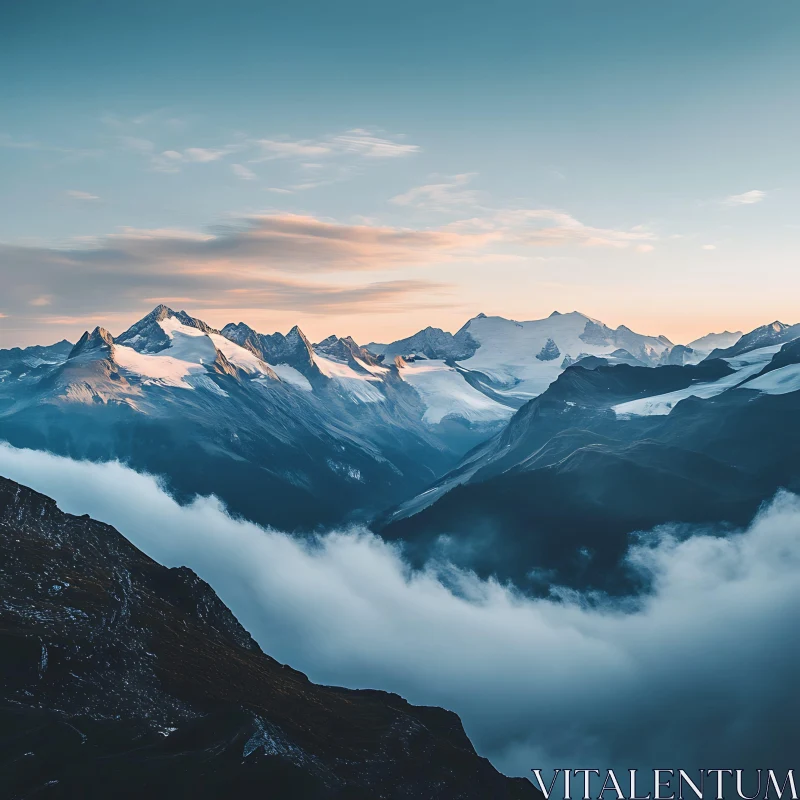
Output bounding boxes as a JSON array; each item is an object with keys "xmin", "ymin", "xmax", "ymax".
[{"xmin": 2, "ymin": 0, "xmax": 799, "ymax": 347}]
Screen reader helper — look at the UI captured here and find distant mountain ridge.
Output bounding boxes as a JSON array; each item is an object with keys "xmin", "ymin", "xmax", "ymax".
[
  {"xmin": 706, "ymin": 320, "xmax": 800, "ymax": 360},
  {"xmin": 1, "ymin": 307, "xmax": 796, "ymax": 537},
  {"xmin": 0, "ymin": 305, "xmax": 470, "ymax": 532},
  {"xmin": 380, "ymin": 322, "xmax": 800, "ymax": 591}
]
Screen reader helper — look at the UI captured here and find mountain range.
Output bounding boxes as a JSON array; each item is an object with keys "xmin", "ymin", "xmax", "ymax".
[
  {"xmin": 380, "ymin": 320, "xmax": 800, "ymax": 591},
  {"xmin": 3, "ymin": 304, "xmax": 800, "ymax": 793},
  {"xmin": 4, "ymin": 303, "xmax": 799, "ymax": 593},
  {"xmin": 0, "ymin": 305, "xmax": 699, "ymax": 531}
]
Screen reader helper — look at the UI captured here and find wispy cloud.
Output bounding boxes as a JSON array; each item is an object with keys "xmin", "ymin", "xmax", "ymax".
[
  {"xmin": 4, "ymin": 447, "xmax": 799, "ymax": 778},
  {"xmin": 183, "ymin": 146, "xmax": 236, "ymax": 163},
  {"xmin": 391, "ymin": 173, "xmax": 482, "ymax": 211},
  {"xmin": 725, "ymin": 189, "xmax": 766, "ymax": 206},
  {"xmin": 112, "ymin": 125, "xmax": 416, "ymax": 183},
  {"xmin": 255, "ymin": 139, "xmax": 333, "ymax": 159},
  {"xmin": 231, "ymin": 163, "xmax": 256, "ymax": 180},
  {"xmin": 0, "ymin": 213, "xmax": 480, "ymax": 333},
  {"xmin": 118, "ymin": 135, "xmax": 241, "ymax": 172},
  {"xmin": 0, "ymin": 200, "xmax": 660, "ymax": 340},
  {"xmin": 702, "ymin": 244, "xmax": 717, "ymax": 250},
  {"xmin": 330, "ymin": 128, "xmax": 419, "ymax": 159},
  {"xmin": 252, "ymin": 128, "xmax": 420, "ymax": 163},
  {"xmin": 451, "ymin": 208, "xmax": 657, "ymax": 250},
  {"xmin": 66, "ymin": 190, "xmax": 100, "ymax": 201}
]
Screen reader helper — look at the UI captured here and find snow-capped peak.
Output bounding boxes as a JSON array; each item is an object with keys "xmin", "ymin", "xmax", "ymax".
[
  {"xmin": 705, "ymin": 320, "xmax": 800, "ymax": 361},
  {"xmin": 116, "ymin": 305, "xmax": 215, "ymax": 354},
  {"xmin": 450, "ymin": 311, "xmax": 671, "ymax": 400}
]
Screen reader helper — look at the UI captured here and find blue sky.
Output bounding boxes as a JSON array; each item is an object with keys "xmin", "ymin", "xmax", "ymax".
[{"xmin": 2, "ymin": 0, "xmax": 799, "ymax": 346}]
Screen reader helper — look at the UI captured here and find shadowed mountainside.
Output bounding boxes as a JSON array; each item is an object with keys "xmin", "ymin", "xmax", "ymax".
[{"xmin": 0, "ymin": 475, "xmax": 538, "ymax": 800}]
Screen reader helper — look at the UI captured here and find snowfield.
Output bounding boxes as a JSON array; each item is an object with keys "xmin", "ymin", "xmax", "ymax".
[
  {"xmin": 209, "ymin": 332, "xmax": 273, "ymax": 375},
  {"xmin": 741, "ymin": 362, "xmax": 800, "ymax": 395},
  {"xmin": 113, "ymin": 344, "xmax": 208, "ymax": 389},
  {"xmin": 456, "ymin": 312, "xmax": 670, "ymax": 400},
  {"xmin": 115, "ymin": 317, "xmax": 261, "ymax": 390},
  {"xmin": 613, "ymin": 345, "xmax": 783, "ymax": 417},
  {"xmin": 269, "ymin": 364, "xmax": 312, "ymax": 391},
  {"xmin": 313, "ymin": 353, "xmax": 385, "ymax": 403},
  {"xmin": 398, "ymin": 358, "xmax": 514, "ymax": 424}
]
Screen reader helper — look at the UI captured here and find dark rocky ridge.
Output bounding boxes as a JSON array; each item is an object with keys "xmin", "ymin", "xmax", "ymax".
[
  {"xmin": 0, "ymin": 476, "xmax": 537, "ymax": 799},
  {"xmin": 379, "ymin": 325, "xmax": 479, "ymax": 362},
  {"xmin": 222, "ymin": 320, "xmax": 322, "ymax": 379},
  {"xmin": 314, "ymin": 334, "xmax": 384, "ymax": 370}
]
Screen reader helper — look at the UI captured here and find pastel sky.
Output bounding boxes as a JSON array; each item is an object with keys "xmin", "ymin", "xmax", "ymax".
[{"xmin": 2, "ymin": 0, "xmax": 800, "ymax": 347}]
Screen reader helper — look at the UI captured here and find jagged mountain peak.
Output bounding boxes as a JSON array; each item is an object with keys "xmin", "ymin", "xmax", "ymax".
[
  {"xmin": 286, "ymin": 323, "xmax": 305, "ymax": 336},
  {"xmin": 312, "ymin": 334, "xmax": 383, "ymax": 369},
  {"xmin": 382, "ymin": 324, "xmax": 479, "ymax": 362},
  {"xmin": 314, "ymin": 334, "xmax": 339, "ymax": 347},
  {"xmin": 221, "ymin": 321, "xmax": 319, "ymax": 377},
  {"xmin": 149, "ymin": 302, "xmax": 174, "ymax": 320},
  {"xmin": 706, "ymin": 319, "xmax": 800, "ymax": 361},
  {"xmin": 284, "ymin": 324, "xmax": 314, "ymax": 350},
  {"xmin": 68, "ymin": 326, "xmax": 115, "ymax": 359},
  {"xmin": 222, "ymin": 320, "xmax": 258, "ymax": 335},
  {"xmin": 116, "ymin": 305, "xmax": 217, "ymax": 354},
  {"xmin": 286, "ymin": 325, "xmax": 316, "ymax": 354}
]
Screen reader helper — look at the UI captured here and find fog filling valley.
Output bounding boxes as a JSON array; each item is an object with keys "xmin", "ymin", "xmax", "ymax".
[{"xmin": 1, "ymin": 441, "xmax": 797, "ymax": 778}]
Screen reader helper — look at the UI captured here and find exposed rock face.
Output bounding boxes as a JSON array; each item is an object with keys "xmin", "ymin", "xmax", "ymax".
[
  {"xmin": 0, "ymin": 476, "xmax": 538, "ymax": 799},
  {"xmin": 381, "ymin": 326, "xmax": 479, "ymax": 362},
  {"xmin": 223, "ymin": 321, "xmax": 321, "ymax": 377},
  {"xmin": 68, "ymin": 326, "xmax": 115, "ymax": 360},
  {"xmin": 314, "ymin": 335, "xmax": 384, "ymax": 369},
  {"xmin": 578, "ymin": 320, "xmax": 614, "ymax": 347},
  {"xmin": 535, "ymin": 338, "xmax": 560, "ymax": 362},
  {"xmin": 115, "ymin": 305, "xmax": 216, "ymax": 354}
]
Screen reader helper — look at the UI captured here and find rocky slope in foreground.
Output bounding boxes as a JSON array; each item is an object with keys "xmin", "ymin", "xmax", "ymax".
[{"xmin": 0, "ymin": 476, "xmax": 537, "ymax": 799}]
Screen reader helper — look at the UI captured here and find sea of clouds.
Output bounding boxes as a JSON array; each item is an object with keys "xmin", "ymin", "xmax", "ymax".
[{"xmin": 0, "ymin": 441, "xmax": 797, "ymax": 779}]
